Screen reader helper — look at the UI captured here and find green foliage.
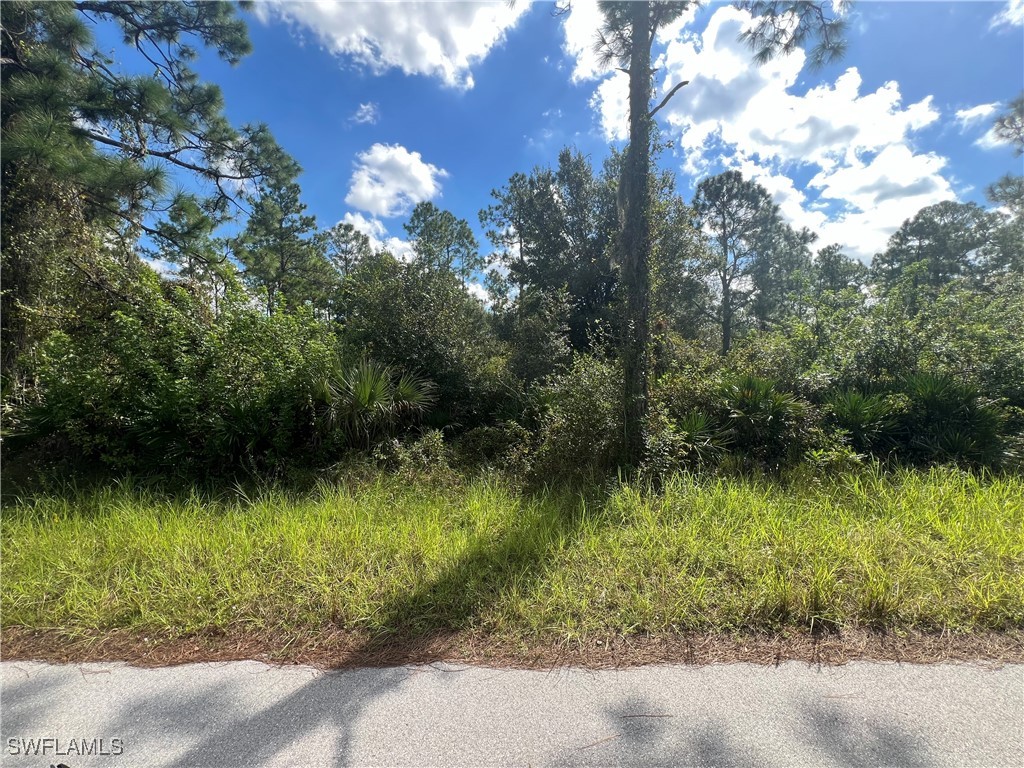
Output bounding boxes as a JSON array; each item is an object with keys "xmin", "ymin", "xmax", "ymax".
[
  {"xmin": 693, "ymin": 170, "xmax": 782, "ymax": 353},
  {"xmin": 915, "ymin": 275, "xmax": 1024, "ymax": 409},
  {"xmin": 725, "ymin": 320, "xmax": 823, "ymax": 397},
  {"xmin": 404, "ymin": 201, "xmax": 482, "ymax": 279},
  {"xmin": 871, "ymin": 201, "xmax": 995, "ymax": 305},
  {"xmin": 642, "ymin": 409, "xmax": 731, "ymax": 482},
  {"xmin": 737, "ymin": 1, "xmax": 850, "ymax": 69},
  {"xmin": 534, "ymin": 355, "xmax": 622, "ymax": 482},
  {"xmin": 498, "ymin": 290, "xmax": 573, "ymax": 385},
  {"xmin": 455, "ymin": 422, "xmax": 535, "ymax": 477},
  {"xmin": 0, "ymin": 0, "xmax": 1015, "ymax": 491},
  {"xmin": 315, "ymin": 358, "xmax": 437, "ymax": 451},
  {"xmin": 897, "ymin": 373, "xmax": 1005, "ymax": 467},
  {"xmin": 826, "ymin": 390, "xmax": 899, "ymax": 455},
  {"xmin": 232, "ymin": 156, "xmax": 333, "ymax": 315},
  {"xmin": 9, "ymin": 263, "xmax": 336, "ymax": 477},
  {"xmin": 373, "ymin": 429, "xmax": 454, "ymax": 480},
  {"xmin": 0, "ymin": 168, "xmax": 91, "ymax": 379},
  {"xmin": 720, "ymin": 375, "xmax": 818, "ymax": 470},
  {"xmin": 0, "ymin": 0, "xmax": 283, "ymax": 245},
  {"xmin": 336, "ymin": 251, "xmax": 501, "ymax": 431},
  {"xmin": 991, "ymin": 93, "xmax": 1023, "ymax": 155},
  {"xmin": 480, "ymin": 148, "xmax": 619, "ymax": 354}
]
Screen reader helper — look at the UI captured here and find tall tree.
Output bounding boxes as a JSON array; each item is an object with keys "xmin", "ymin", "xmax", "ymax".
[
  {"xmin": 991, "ymin": 93, "xmax": 1024, "ymax": 156},
  {"xmin": 588, "ymin": 0, "xmax": 847, "ymax": 465},
  {"xmin": 232, "ymin": 157, "xmax": 330, "ymax": 316},
  {"xmin": 0, "ymin": 0, "xmax": 282, "ymax": 251},
  {"xmin": 693, "ymin": 170, "xmax": 779, "ymax": 354},
  {"xmin": 650, "ymin": 176, "xmax": 714, "ymax": 344},
  {"xmin": 480, "ymin": 149, "xmax": 618, "ymax": 353},
  {"xmin": 596, "ymin": 0, "xmax": 691, "ymax": 466},
  {"xmin": 813, "ymin": 243, "xmax": 867, "ymax": 296},
  {"xmin": 1, "ymin": 0, "xmax": 292, "ymax": 372},
  {"xmin": 749, "ymin": 221, "xmax": 817, "ymax": 329},
  {"xmin": 871, "ymin": 200, "xmax": 993, "ymax": 308},
  {"xmin": 404, "ymin": 201, "xmax": 482, "ymax": 280},
  {"xmin": 985, "ymin": 175, "xmax": 1024, "ymax": 275},
  {"xmin": 323, "ymin": 222, "xmax": 372, "ymax": 279}
]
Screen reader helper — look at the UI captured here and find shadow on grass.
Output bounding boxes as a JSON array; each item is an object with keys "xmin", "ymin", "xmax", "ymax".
[{"xmin": 146, "ymin": 486, "xmax": 602, "ymax": 766}]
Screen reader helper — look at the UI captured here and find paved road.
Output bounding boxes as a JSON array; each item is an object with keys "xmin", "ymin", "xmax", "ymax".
[{"xmin": 1, "ymin": 660, "xmax": 1021, "ymax": 767}]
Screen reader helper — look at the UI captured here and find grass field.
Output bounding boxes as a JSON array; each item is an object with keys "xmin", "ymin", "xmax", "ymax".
[{"xmin": 2, "ymin": 467, "xmax": 1022, "ymax": 643}]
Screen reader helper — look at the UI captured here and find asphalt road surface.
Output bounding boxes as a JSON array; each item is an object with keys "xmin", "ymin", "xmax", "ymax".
[{"xmin": 2, "ymin": 660, "xmax": 1021, "ymax": 767}]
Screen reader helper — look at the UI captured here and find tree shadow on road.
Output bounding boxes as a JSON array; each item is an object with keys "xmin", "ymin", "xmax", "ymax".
[
  {"xmin": 557, "ymin": 691, "xmax": 935, "ymax": 767},
  {"xmin": 111, "ymin": 487, "xmax": 604, "ymax": 766}
]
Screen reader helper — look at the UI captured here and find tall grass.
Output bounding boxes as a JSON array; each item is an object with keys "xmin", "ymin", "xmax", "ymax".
[{"xmin": 2, "ymin": 467, "xmax": 1021, "ymax": 639}]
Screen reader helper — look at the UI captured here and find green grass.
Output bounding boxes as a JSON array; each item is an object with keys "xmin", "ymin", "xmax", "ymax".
[{"xmin": 2, "ymin": 467, "xmax": 1022, "ymax": 640}]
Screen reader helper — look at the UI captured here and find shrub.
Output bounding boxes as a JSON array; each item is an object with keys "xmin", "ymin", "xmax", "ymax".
[
  {"xmin": 314, "ymin": 358, "xmax": 437, "ymax": 452},
  {"xmin": 337, "ymin": 253, "xmax": 501, "ymax": 431},
  {"xmin": 726, "ymin": 321, "xmax": 823, "ymax": 396},
  {"xmin": 826, "ymin": 390, "xmax": 900, "ymax": 456},
  {"xmin": 13, "ymin": 272, "xmax": 337, "ymax": 477},
  {"xmin": 533, "ymin": 355, "xmax": 621, "ymax": 483},
  {"xmin": 373, "ymin": 428, "xmax": 453, "ymax": 478},
  {"xmin": 720, "ymin": 375, "xmax": 820, "ymax": 471},
  {"xmin": 455, "ymin": 421, "xmax": 534, "ymax": 478},
  {"xmin": 642, "ymin": 408, "xmax": 730, "ymax": 483},
  {"xmin": 897, "ymin": 373, "xmax": 1005, "ymax": 467}
]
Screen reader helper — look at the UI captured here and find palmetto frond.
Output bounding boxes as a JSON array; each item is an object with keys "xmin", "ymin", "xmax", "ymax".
[{"xmin": 316, "ymin": 357, "xmax": 437, "ymax": 448}]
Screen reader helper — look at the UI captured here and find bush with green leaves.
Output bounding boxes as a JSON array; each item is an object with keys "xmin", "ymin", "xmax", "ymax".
[
  {"xmin": 336, "ymin": 253, "xmax": 501, "ymax": 431},
  {"xmin": 372, "ymin": 428, "xmax": 453, "ymax": 479},
  {"xmin": 314, "ymin": 358, "xmax": 436, "ymax": 452},
  {"xmin": 896, "ymin": 373, "xmax": 1006, "ymax": 467},
  {"xmin": 725, "ymin": 320, "xmax": 825, "ymax": 397},
  {"xmin": 455, "ymin": 421, "xmax": 535, "ymax": 477},
  {"xmin": 826, "ymin": 390, "xmax": 901, "ymax": 456},
  {"xmin": 12, "ymin": 266, "xmax": 336, "ymax": 477},
  {"xmin": 533, "ymin": 355, "xmax": 621, "ymax": 483},
  {"xmin": 719, "ymin": 375, "xmax": 821, "ymax": 471},
  {"xmin": 642, "ymin": 408, "xmax": 731, "ymax": 482},
  {"xmin": 915, "ymin": 275, "xmax": 1024, "ymax": 409}
]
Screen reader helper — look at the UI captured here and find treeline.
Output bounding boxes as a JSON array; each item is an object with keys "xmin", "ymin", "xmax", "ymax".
[
  {"xmin": 5, "ymin": 146, "xmax": 1022, "ymax": 482},
  {"xmin": 2, "ymin": 1, "xmax": 1022, "ymax": 484}
]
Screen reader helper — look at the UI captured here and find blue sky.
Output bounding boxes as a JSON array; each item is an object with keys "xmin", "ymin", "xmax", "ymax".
[{"xmin": 124, "ymin": 1, "xmax": 1024, "ymax": 277}]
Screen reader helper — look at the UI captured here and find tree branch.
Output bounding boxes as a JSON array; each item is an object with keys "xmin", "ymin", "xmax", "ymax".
[
  {"xmin": 75, "ymin": 127, "xmax": 252, "ymax": 181},
  {"xmin": 648, "ymin": 80, "xmax": 690, "ymax": 119}
]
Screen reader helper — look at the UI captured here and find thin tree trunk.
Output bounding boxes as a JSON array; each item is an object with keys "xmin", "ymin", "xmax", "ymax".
[{"xmin": 620, "ymin": 0, "xmax": 653, "ymax": 468}]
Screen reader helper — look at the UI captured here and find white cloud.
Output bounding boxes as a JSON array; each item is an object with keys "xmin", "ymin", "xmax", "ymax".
[
  {"xmin": 345, "ymin": 143, "xmax": 448, "ymax": 218},
  {"xmin": 465, "ymin": 281, "xmax": 490, "ymax": 305},
  {"xmin": 975, "ymin": 127, "xmax": 1007, "ymax": 151},
  {"xmin": 656, "ymin": 8, "xmax": 940, "ymax": 170},
  {"xmin": 252, "ymin": 0, "xmax": 528, "ymax": 89},
  {"xmin": 991, "ymin": 0, "xmax": 1024, "ymax": 29},
  {"xmin": 590, "ymin": 71, "xmax": 630, "ymax": 141},
  {"xmin": 341, "ymin": 211, "xmax": 415, "ymax": 262},
  {"xmin": 569, "ymin": 5, "xmax": 953, "ymax": 262},
  {"xmin": 561, "ymin": 0, "xmax": 608, "ymax": 83},
  {"xmin": 734, "ymin": 151, "xmax": 953, "ymax": 263},
  {"xmin": 955, "ymin": 102, "xmax": 999, "ymax": 129},
  {"xmin": 144, "ymin": 257, "xmax": 179, "ymax": 276},
  {"xmin": 349, "ymin": 102, "xmax": 380, "ymax": 125},
  {"xmin": 807, "ymin": 146, "xmax": 953, "ymax": 259}
]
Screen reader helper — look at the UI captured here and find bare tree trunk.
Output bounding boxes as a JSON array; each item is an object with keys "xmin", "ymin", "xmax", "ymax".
[{"xmin": 620, "ymin": 0, "xmax": 653, "ymax": 469}]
